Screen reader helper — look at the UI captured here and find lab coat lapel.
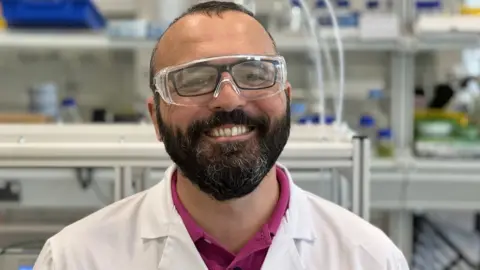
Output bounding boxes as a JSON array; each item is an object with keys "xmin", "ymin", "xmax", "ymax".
[
  {"xmin": 261, "ymin": 164, "xmax": 317, "ymax": 270},
  {"xmin": 139, "ymin": 165, "xmax": 207, "ymax": 270},
  {"xmin": 157, "ymin": 166, "xmax": 207, "ymax": 270},
  {"xmin": 157, "ymin": 223, "xmax": 208, "ymax": 270},
  {"xmin": 261, "ymin": 225, "xmax": 305, "ymax": 270}
]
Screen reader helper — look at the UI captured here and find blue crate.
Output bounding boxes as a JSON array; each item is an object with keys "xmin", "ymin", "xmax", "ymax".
[{"xmin": 2, "ymin": 0, "xmax": 106, "ymax": 29}]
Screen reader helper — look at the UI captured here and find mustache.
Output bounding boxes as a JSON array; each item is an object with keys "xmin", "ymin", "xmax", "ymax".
[{"xmin": 187, "ymin": 109, "xmax": 270, "ymax": 136}]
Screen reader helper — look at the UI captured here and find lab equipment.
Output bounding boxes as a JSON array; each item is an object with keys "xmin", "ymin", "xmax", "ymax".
[
  {"xmin": 376, "ymin": 128, "xmax": 394, "ymax": 157},
  {"xmin": 366, "ymin": 0, "xmax": 380, "ymax": 11},
  {"xmin": 304, "ymin": 0, "xmax": 345, "ymax": 128},
  {"xmin": 59, "ymin": 98, "xmax": 83, "ymax": 123},
  {"xmin": 299, "ymin": 114, "xmax": 336, "ymax": 125},
  {"xmin": 1, "ymin": 0, "xmax": 105, "ymax": 29},
  {"xmin": 415, "ymin": 0, "xmax": 442, "ymax": 15},
  {"xmin": 153, "ymin": 55, "xmax": 287, "ymax": 107},
  {"xmin": 267, "ymin": 0, "xmax": 347, "ymax": 132},
  {"xmin": 446, "ymin": 77, "xmax": 480, "ymax": 114},
  {"xmin": 290, "ymin": 0, "xmax": 303, "ymax": 32},
  {"xmin": 362, "ymin": 89, "xmax": 389, "ymax": 129},
  {"xmin": 28, "ymin": 83, "xmax": 59, "ymax": 120},
  {"xmin": 364, "ymin": 0, "xmax": 393, "ymax": 13},
  {"xmin": 335, "ymin": 0, "xmax": 359, "ymax": 27},
  {"xmin": 315, "ymin": 0, "xmax": 331, "ymax": 26},
  {"xmin": 358, "ymin": 115, "xmax": 376, "ymax": 143}
]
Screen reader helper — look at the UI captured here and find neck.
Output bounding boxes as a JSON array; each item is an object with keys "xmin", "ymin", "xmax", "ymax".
[{"xmin": 176, "ymin": 167, "xmax": 280, "ymax": 254}]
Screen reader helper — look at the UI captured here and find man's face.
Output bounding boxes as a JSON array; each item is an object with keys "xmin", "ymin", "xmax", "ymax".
[{"xmin": 149, "ymin": 11, "xmax": 291, "ymax": 201}]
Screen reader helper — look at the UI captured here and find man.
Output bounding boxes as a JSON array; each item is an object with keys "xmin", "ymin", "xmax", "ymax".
[{"xmin": 34, "ymin": 1, "xmax": 409, "ymax": 270}]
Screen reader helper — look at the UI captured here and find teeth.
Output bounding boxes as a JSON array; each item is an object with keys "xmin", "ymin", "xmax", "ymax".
[{"xmin": 209, "ymin": 125, "xmax": 250, "ymax": 137}]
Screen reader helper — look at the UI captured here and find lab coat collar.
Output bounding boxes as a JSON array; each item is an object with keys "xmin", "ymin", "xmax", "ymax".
[{"xmin": 139, "ymin": 163, "xmax": 317, "ymax": 243}]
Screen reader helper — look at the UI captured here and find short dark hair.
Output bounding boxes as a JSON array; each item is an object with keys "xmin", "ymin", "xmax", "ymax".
[{"xmin": 149, "ymin": 1, "xmax": 277, "ymax": 92}]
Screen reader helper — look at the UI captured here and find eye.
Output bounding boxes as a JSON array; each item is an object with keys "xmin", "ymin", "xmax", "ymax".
[{"xmin": 182, "ymin": 74, "xmax": 217, "ymax": 87}]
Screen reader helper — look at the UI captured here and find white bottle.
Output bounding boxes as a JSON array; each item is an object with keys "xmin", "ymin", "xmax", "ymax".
[
  {"xmin": 362, "ymin": 89, "xmax": 388, "ymax": 129},
  {"xmin": 59, "ymin": 98, "xmax": 83, "ymax": 123},
  {"xmin": 314, "ymin": 0, "xmax": 331, "ymax": 27},
  {"xmin": 290, "ymin": 0, "xmax": 303, "ymax": 33}
]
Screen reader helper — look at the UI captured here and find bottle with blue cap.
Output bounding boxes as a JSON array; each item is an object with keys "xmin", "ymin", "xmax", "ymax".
[
  {"xmin": 415, "ymin": 0, "xmax": 442, "ymax": 15},
  {"xmin": 336, "ymin": 0, "xmax": 359, "ymax": 28},
  {"xmin": 358, "ymin": 114, "xmax": 376, "ymax": 144},
  {"xmin": 59, "ymin": 97, "xmax": 83, "ymax": 123},
  {"xmin": 362, "ymin": 89, "xmax": 388, "ymax": 129},
  {"xmin": 314, "ymin": 0, "xmax": 331, "ymax": 26},
  {"xmin": 298, "ymin": 113, "xmax": 336, "ymax": 125},
  {"xmin": 289, "ymin": 0, "xmax": 303, "ymax": 33},
  {"xmin": 366, "ymin": 0, "xmax": 380, "ymax": 12},
  {"xmin": 376, "ymin": 128, "xmax": 394, "ymax": 157}
]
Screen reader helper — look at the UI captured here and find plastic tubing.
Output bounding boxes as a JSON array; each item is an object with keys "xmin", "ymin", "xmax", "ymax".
[
  {"xmin": 296, "ymin": 0, "xmax": 326, "ymax": 125},
  {"xmin": 295, "ymin": 0, "xmax": 345, "ymax": 126}
]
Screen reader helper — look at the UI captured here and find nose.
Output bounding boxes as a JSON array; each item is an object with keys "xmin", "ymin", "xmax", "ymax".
[{"xmin": 207, "ymin": 75, "xmax": 247, "ymax": 112}]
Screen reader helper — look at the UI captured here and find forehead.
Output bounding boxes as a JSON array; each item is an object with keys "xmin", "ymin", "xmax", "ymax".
[{"xmin": 156, "ymin": 11, "xmax": 276, "ymax": 68}]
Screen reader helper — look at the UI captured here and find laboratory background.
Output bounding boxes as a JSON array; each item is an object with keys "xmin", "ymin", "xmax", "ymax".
[{"xmin": 0, "ymin": 0, "xmax": 480, "ymax": 269}]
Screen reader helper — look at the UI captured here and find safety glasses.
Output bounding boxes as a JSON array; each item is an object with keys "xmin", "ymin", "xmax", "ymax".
[{"xmin": 153, "ymin": 55, "xmax": 287, "ymax": 107}]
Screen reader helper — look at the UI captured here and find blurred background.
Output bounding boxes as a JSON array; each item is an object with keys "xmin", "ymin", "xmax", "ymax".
[{"xmin": 1, "ymin": 0, "xmax": 480, "ymax": 269}]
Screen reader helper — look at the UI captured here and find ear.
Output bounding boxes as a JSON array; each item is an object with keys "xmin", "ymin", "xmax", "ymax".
[
  {"xmin": 147, "ymin": 96, "xmax": 163, "ymax": 142},
  {"xmin": 285, "ymin": 82, "xmax": 292, "ymax": 104}
]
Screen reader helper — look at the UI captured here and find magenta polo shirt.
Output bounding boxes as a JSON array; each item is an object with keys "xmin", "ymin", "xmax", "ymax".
[{"xmin": 171, "ymin": 166, "xmax": 290, "ymax": 270}]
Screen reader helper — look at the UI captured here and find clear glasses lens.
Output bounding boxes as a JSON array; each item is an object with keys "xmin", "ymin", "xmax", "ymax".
[
  {"xmin": 158, "ymin": 56, "xmax": 286, "ymax": 106},
  {"xmin": 171, "ymin": 66, "xmax": 219, "ymax": 97}
]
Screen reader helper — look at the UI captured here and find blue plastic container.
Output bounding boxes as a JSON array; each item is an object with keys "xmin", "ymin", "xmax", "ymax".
[
  {"xmin": 298, "ymin": 114, "xmax": 335, "ymax": 125},
  {"xmin": 2, "ymin": 0, "xmax": 106, "ymax": 29}
]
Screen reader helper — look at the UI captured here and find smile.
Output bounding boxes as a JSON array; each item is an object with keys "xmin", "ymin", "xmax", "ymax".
[{"xmin": 205, "ymin": 125, "xmax": 256, "ymax": 142}]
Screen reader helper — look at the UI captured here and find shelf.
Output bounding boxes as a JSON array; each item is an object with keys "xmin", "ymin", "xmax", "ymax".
[
  {"xmin": 0, "ymin": 124, "xmax": 355, "ymax": 169},
  {"xmin": 372, "ymin": 157, "xmax": 480, "ymax": 211},
  {"xmin": 0, "ymin": 30, "xmax": 400, "ymax": 52},
  {"xmin": 0, "ymin": 31, "xmax": 397, "ymax": 52},
  {"xmin": 0, "ymin": 31, "xmax": 154, "ymax": 50},
  {"xmin": 2, "ymin": 158, "xmax": 479, "ymax": 212},
  {"xmin": 0, "ymin": 30, "xmax": 478, "ymax": 52},
  {"xmin": 0, "ymin": 141, "xmax": 353, "ymax": 169},
  {"xmin": 415, "ymin": 33, "xmax": 480, "ymax": 51},
  {"xmin": 272, "ymin": 32, "xmax": 400, "ymax": 52}
]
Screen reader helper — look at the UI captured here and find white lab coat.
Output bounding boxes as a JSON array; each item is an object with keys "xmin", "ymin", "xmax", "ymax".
[{"xmin": 34, "ymin": 164, "xmax": 409, "ymax": 270}]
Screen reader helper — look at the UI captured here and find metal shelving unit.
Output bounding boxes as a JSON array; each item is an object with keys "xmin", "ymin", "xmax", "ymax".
[
  {"xmin": 0, "ymin": 30, "xmax": 479, "ymax": 52},
  {"xmin": 0, "ymin": 124, "xmax": 371, "ymax": 220}
]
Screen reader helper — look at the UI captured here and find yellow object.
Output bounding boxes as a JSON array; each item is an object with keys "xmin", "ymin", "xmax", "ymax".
[
  {"xmin": 460, "ymin": 6, "xmax": 480, "ymax": 15},
  {"xmin": 376, "ymin": 142, "xmax": 394, "ymax": 158},
  {"xmin": 0, "ymin": 2, "xmax": 5, "ymax": 29},
  {"xmin": 415, "ymin": 109, "xmax": 469, "ymax": 127}
]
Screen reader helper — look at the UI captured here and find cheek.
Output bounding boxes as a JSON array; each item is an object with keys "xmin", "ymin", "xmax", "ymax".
[
  {"xmin": 161, "ymin": 105, "xmax": 208, "ymax": 131},
  {"xmin": 253, "ymin": 94, "xmax": 287, "ymax": 116}
]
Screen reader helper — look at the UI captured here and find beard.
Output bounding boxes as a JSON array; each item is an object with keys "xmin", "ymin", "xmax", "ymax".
[{"xmin": 155, "ymin": 94, "xmax": 290, "ymax": 201}]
